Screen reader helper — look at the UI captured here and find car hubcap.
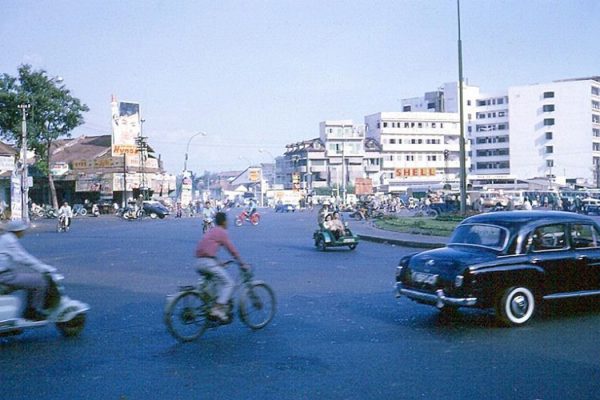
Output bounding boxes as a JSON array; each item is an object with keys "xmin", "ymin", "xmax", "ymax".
[{"xmin": 510, "ymin": 294, "xmax": 529, "ymax": 318}]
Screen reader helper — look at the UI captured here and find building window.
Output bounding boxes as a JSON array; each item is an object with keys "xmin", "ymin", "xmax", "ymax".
[
  {"xmin": 377, "ymin": 122, "xmax": 380, "ymax": 129},
  {"xmin": 497, "ymin": 98, "xmax": 504, "ymax": 105},
  {"xmin": 544, "ymin": 118, "xmax": 555, "ymax": 126},
  {"xmin": 467, "ymin": 100, "xmax": 471, "ymax": 106},
  {"xmin": 418, "ymin": 139, "xmax": 423, "ymax": 144},
  {"xmin": 411, "ymin": 139, "xmax": 416, "ymax": 144},
  {"xmin": 417, "ymin": 122, "xmax": 423, "ymax": 128},
  {"xmin": 593, "ymin": 101, "xmax": 600, "ymax": 110},
  {"xmin": 592, "ymin": 87, "xmax": 600, "ymax": 96},
  {"xmin": 593, "ymin": 115, "xmax": 600, "ymax": 123},
  {"xmin": 543, "ymin": 104, "xmax": 555, "ymax": 112},
  {"xmin": 545, "ymin": 131, "xmax": 553, "ymax": 140},
  {"xmin": 594, "ymin": 143, "xmax": 600, "ymax": 151},
  {"xmin": 543, "ymin": 91, "xmax": 555, "ymax": 98},
  {"xmin": 404, "ymin": 122, "xmax": 409, "ymax": 128},
  {"xmin": 546, "ymin": 160, "xmax": 554, "ymax": 167},
  {"xmin": 546, "ymin": 146, "xmax": 553, "ymax": 154},
  {"xmin": 403, "ymin": 105, "xmax": 411, "ymax": 112},
  {"xmin": 389, "ymin": 139, "xmax": 396, "ymax": 144},
  {"xmin": 431, "ymin": 122, "xmax": 436, "ymax": 128},
  {"xmin": 594, "ymin": 128, "xmax": 600, "ymax": 137},
  {"xmin": 383, "ymin": 122, "xmax": 388, "ymax": 128},
  {"xmin": 498, "ymin": 111, "xmax": 506, "ymax": 117}
]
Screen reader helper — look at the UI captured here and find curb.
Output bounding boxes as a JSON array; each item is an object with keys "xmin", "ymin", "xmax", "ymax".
[{"xmin": 357, "ymin": 234, "xmax": 446, "ymax": 249}]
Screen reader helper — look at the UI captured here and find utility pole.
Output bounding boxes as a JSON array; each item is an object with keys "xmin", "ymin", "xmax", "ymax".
[
  {"xmin": 123, "ymin": 153, "xmax": 127, "ymax": 208},
  {"xmin": 136, "ymin": 133, "xmax": 148, "ymax": 199},
  {"xmin": 18, "ymin": 103, "xmax": 31, "ymax": 223},
  {"xmin": 457, "ymin": 0, "xmax": 468, "ymax": 215}
]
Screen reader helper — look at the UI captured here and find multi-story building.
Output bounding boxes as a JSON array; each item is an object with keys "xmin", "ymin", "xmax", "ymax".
[
  {"xmin": 364, "ymin": 112, "xmax": 462, "ymax": 192},
  {"xmin": 406, "ymin": 78, "xmax": 600, "ymax": 185},
  {"xmin": 509, "ymin": 77, "xmax": 600, "ymax": 184},
  {"xmin": 280, "ymin": 121, "xmax": 382, "ymax": 193}
]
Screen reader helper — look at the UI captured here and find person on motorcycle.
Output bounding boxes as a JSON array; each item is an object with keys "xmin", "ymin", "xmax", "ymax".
[
  {"xmin": 58, "ymin": 201, "xmax": 73, "ymax": 228},
  {"xmin": 202, "ymin": 201, "xmax": 215, "ymax": 228},
  {"xmin": 0, "ymin": 220, "xmax": 56, "ymax": 321},
  {"xmin": 245, "ymin": 198, "xmax": 257, "ymax": 218},
  {"xmin": 195, "ymin": 212, "xmax": 249, "ymax": 322}
]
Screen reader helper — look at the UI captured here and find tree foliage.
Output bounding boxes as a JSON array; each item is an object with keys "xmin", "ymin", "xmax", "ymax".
[{"xmin": 0, "ymin": 64, "xmax": 89, "ymax": 207}]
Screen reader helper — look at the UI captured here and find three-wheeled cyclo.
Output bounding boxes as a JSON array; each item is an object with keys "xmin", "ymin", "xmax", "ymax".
[{"xmin": 313, "ymin": 214, "xmax": 359, "ymax": 251}]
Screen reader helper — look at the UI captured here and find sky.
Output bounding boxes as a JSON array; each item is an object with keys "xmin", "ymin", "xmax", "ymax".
[{"xmin": 2, "ymin": 0, "xmax": 599, "ymax": 174}]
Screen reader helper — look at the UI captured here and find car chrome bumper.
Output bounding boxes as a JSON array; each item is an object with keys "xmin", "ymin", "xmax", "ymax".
[{"xmin": 395, "ymin": 283, "xmax": 477, "ymax": 308}]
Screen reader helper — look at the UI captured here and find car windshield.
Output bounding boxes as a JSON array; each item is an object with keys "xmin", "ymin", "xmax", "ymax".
[{"xmin": 448, "ymin": 223, "xmax": 509, "ymax": 251}]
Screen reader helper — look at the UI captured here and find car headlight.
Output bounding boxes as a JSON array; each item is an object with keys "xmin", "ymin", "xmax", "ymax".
[{"xmin": 396, "ymin": 266, "xmax": 404, "ymax": 280}]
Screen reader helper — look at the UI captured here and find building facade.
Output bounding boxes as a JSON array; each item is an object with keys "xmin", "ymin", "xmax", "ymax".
[
  {"xmin": 364, "ymin": 112, "xmax": 463, "ymax": 192},
  {"xmin": 509, "ymin": 77, "xmax": 600, "ymax": 184}
]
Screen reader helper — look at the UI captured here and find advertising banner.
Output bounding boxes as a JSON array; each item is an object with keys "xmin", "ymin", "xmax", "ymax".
[
  {"xmin": 355, "ymin": 178, "xmax": 373, "ymax": 195},
  {"xmin": 111, "ymin": 98, "xmax": 141, "ymax": 156},
  {"xmin": 248, "ymin": 168, "xmax": 261, "ymax": 182}
]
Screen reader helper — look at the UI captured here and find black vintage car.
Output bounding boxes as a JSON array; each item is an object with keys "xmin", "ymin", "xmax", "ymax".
[{"xmin": 395, "ymin": 211, "xmax": 600, "ymax": 326}]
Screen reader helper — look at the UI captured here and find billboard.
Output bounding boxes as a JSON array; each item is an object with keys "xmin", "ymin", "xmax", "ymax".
[
  {"xmin": 355, "ymin": 178, "xmax": 373, "ymax": 195},
  {"xmin": 111, "ymin": 97, "xmax": 140, "ymax": 156}
]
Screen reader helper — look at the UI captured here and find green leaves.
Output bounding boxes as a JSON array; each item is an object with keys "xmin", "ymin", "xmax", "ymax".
[{"xmin": 0, "ymin": 64, "xmax": 89, "ymax": 155}]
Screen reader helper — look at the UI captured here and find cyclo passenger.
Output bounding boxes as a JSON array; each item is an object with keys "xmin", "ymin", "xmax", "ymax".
[
  {"xmin": 329, "ymin": 211, "xmax": 347, "ymax": 239},
  {"xmin": 195, "ymin": 212, "xmax": 249, "ymax": 322},
  {"xmin": 318, "ymin": 202, "xmax": 331, "ymax": 226}
]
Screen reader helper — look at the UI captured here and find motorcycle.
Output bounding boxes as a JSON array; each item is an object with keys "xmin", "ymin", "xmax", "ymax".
[
  {"xmin": 235, "ymin": 210, "xmax": 260, "ymax": 226},
  {"xmin": 90, "ymin": 204, "xmax": 100, "ymax": 217},
  {"xmin": 42, "ymin": 205, "xmax": 58, "ymax": 219},
  {"xmin": 57, "ymin": 215, "xmax": 70, "ymax": 232},
  {"xmin": 202, "ymin": 219, "xmax": 214, "ymax": 233},
  {"xmin": 0, "ymin": 272, "xmax": 89, "ymax": 338},
  {"xmin": 72, "ymin": 204, "xmax": 87, "ymax": 217}
]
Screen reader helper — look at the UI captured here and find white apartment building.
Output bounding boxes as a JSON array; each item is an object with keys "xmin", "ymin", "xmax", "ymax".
[
  {"xmin": 509, "ymin": 77, "xmax": 600, "ymax": 184},
  {"xmin": 319, "ymin": 120, "xmax": 366, "ymax": 189},
  {"xmin": 364, "ymin": 112, "xmax": 462, "ymax": 192}
]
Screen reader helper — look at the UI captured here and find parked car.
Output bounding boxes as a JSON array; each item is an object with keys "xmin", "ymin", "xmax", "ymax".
[
  {"xmin": 143, "ymin": 201, "xmax": 170, "ymax": 219},
  {"xmin": 581, "ymin": 198, "xmax": 600, "ymax": 215},
  {"xmin": 275, "ymin": 203, "xmax": 296, "ymax": 213},
  {"xmin": 395, "ymin": 210, "xmax": 600, "ymax": 326}
]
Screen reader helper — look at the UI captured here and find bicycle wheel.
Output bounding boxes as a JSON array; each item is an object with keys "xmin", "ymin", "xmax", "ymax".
[
  {"xmin": 239, "ymin": 283, "xmax": 276, "ymax": 330},
  {"xmin": 164, "ymin": 291, "xmax": 209, "ymax": 342}
]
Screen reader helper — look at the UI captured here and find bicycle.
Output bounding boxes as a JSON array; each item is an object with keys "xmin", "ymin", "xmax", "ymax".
[{"xmin": 164, "ymin": 260, "xmax": 276, "ymax": 342}]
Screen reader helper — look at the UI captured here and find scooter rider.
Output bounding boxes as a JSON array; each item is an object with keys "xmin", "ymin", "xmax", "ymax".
[
  {"xmin": 58, "ymin": 201, "xmax": 73, "ymax": 227},
  {"xmin": 202, "ymin": 200, "xmax": 215, "ymax": 224},
  {"xmin": 0, "ymin": 220, "xmax": 56, "ymax": 321},
  {"xmin": 195, "ymin": 212, "xmax": 249, "ymax": 322}
]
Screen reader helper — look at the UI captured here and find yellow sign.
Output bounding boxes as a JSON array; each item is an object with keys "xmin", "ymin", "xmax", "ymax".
[
  {"xmin": 72, "ymin": 160, "xmax": 89, "ymax": 169},
  {"xmin": 394, "ymin": 167, "xmax": 437, "ymax": 177},
  {"xmin": 248, "ymin": 168, "xmax": 261, "ymax": 182}
]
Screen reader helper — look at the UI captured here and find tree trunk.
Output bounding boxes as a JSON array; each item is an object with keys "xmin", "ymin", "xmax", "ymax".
[{"xmin": 47, "ymin": 141, "xmax": 58, "ymax": 209}]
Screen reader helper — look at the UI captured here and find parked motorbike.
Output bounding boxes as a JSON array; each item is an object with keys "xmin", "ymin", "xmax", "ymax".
[
  {"xmin": 235, "ymin": 210, "xmax": 260, "ymax": 226},
  {"xmin": 72, "ymin": 204, "xmax": 87, "ymax": 217},
  {"xmin": 0, "ymin": 272, "xmax": 89, "ymax": 338},
  {"xmin": 42, "ymin": 205, "xmax": 58, "ymax": 219}
]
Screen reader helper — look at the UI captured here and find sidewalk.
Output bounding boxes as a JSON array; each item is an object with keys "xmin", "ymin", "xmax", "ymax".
[{"xmin": 350, "ymin": 220, "xmax": 448, "ymax": 249}]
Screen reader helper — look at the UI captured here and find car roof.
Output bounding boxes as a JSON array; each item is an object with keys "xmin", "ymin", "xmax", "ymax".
[{"xmin": 462, "ymin": 210, "xmax": 595, "ymax": 227}]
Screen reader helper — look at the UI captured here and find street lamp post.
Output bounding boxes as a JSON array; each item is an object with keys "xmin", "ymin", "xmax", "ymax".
[{"xmin": 183, "ymin": 131, "xmax": 207, "ymax": 173}]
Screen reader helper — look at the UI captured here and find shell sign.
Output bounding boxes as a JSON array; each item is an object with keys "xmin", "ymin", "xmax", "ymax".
[{"xmin": 394, "ymin": 167, "xmax": 437, "ymax": 177}]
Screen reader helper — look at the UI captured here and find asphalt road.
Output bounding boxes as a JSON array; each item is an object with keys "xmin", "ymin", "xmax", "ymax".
[{"xmin": 1, "ymin": 210, "xmax": 599, "ymax": 400}]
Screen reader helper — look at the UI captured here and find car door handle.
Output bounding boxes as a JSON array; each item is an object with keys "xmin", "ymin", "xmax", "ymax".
[
  {"xmin": 576, "ymin": 255, "xmax": 588, "ymax": 261},
  {"xmin": 530, "ymin": 258, "xmax": 540, "ymax": 264}
]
